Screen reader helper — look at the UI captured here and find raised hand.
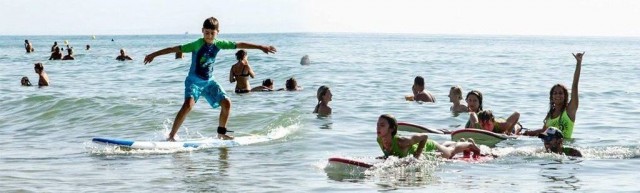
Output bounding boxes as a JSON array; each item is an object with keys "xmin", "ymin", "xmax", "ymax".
[{"xmin": 572, "ymin": 52, "xmax": 585, "ymax": 63}]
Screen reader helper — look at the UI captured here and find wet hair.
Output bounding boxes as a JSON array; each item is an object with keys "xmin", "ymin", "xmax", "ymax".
[
  {"xmin": 414, "ymin": 76, "xmax": 425, "ymax": 87},
  {"xmin": 54, "ymin": 46, "xmax": 60, "ymax": 52},
  {"xmin": 67, "ymin": 47, "xmax": 73, "ymax": 54},
  {"xmin": 235, "ymin": 50, "xmax": 247, "ymax": 61},
  {"xmin": 262, "ymin": 79, "xmax": 273, "ymax": 87},
  {"xmin": 286, "ymin": 78, "xmax": 297, "ymax": 90},
  {"xmin": 379, "ymin": 114, "xmax": 398, "ymax": 136},
  {"xmin": 450, "ymin": 85, "xmax": 463, "ymax": 100},
  {"xmin": 466, "ymin": 90, "xmax": 483, "ymax": 112},
  {"xmin": 477, "ymin": 110, "xmax": 495, "ymax": 122},
  {"xmin": 34, "ymin": 63, "xmax": 44, "ymax": 71},
  {"xmin": 314, "ymin": 85, "xmax": 330, "ymax": 113},
  {"xmin": 203, "ymin": 17, "xmax": 220, "ymax": 31},
  {"xmin": 545, "ymin": 84, "xmax": 569, "ymax": 120},
  {"xmin": 21, "ymin": 76, "xmax": 32, "ymax": 86}
]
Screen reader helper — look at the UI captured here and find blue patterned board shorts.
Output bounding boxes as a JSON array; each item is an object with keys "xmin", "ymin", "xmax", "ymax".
[{"xmin": 184, "ymin": 76, "xmax": 227, "ymax": 109}]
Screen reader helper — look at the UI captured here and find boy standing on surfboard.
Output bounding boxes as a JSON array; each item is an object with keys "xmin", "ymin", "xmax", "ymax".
[{"xmin": 143, "ymin": 17, "xmax": 277, "ymax": 141}]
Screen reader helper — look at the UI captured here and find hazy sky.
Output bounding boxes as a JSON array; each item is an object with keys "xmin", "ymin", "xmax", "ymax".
[{"xmin": 2, "ymin": 0, "xmax": 639, "ymax": 36}]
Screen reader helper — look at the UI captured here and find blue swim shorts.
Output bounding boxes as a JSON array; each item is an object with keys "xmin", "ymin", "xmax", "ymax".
[{"xmin": 184, "ymin": 76, "xmax": 227, "ymax": 108}]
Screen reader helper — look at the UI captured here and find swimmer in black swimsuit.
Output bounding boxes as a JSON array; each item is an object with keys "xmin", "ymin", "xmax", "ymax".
[{"xmin": 229, "ymin": 50, "xmax": 255, "ymax": 93}]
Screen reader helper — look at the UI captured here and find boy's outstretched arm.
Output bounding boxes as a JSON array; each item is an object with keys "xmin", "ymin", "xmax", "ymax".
[
  {"xmin": 144, "ymin": 46, "xmax": 181, "ymax": 64},
  {"xmin": 236, "ymin": 42, "xmax": 277, "ymax": 54}
]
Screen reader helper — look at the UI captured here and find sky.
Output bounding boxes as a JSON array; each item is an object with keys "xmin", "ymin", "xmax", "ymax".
[{"xmin": 1, "ymin": 0, "xmax": 639, "ymax": 37}]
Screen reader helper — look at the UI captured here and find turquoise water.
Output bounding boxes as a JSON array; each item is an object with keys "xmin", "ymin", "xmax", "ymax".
[{"xmin": 1, "ymin": 34, "xmax": 640, "ymax": 192}]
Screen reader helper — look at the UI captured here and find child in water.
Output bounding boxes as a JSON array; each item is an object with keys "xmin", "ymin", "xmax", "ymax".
[
  {"xmin": 143, "ymin": 17, "xmax": 276, "ymax": 141},
  {"xmin": 469, "ymin": 110, "xmax": 521, "ymax": 135},
  {"xmin": 313, "ymin": 86, "xmax": 332, "ymax": 116},
  {"xmin": 449, "ymin": 85, "xmax": 468, "ymax": 113},
  {"xmin": 377, "ymin": 114, "xmax": 482, "ymax": 159},
  {"xmin": 405, "ymin": 76, "xmax": 435, "ymax": 102},
  {"xmin": 251, "ymin": 79, "xmax": 274, "ymax": 92}
]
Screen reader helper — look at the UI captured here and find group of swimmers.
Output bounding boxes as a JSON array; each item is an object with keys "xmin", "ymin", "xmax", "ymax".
[
  {"xmin": 21, "ymin": 16, "xmax": 582, "ymax": 159},
  {"xmin": 384, "ymin": 52, "xmax": 585, "ymax": 159}
]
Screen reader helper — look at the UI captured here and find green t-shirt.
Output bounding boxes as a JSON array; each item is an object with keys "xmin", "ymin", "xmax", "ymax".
[{"xmin": 180, "ymin": 38, "xmax": 236, "ymax": 80}]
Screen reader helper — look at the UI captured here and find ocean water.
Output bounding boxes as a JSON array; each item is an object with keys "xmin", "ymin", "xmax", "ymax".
[{"xmin": 1, "ymin": 33, "xmax": 639, "ymax": 192}]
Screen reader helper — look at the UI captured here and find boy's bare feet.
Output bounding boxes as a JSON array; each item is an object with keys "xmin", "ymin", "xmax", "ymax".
[{"xmin": 218, "ymin": 134, "xmax": 234, "ymax": 140}]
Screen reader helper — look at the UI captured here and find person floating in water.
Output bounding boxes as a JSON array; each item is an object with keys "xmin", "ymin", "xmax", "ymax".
[
  {"xmin": 313, "ymin": 85, "xmax": 332, "ymax": 116},
  {"xmin": 86, "ymin": 44, "xmax": 91, "ymax": 50},
  {"xmin": 376, "ymin": 114, "xmax": 482, "ymax": 159},
  {"xmin": 538, "ymin": 127, "xmax": 582, "ymax": 157},
  {"xmin": 283, "ymin": 77, "xmax": 302, "ymax": 91},
  {"xmin": 449, "ymin": 85, "xmax": 468, "ymax": 113},
  {"xmin": 49, "ymin": 47, "xmax": 62, "ymax": 60},
  {"xmin": 51, "ymin": 41, "xmax": 58, "ymax": 52},
  {"xmin": 251, "ymin": 79, "xmax": 274, "ymax": 92},
  {"xmin": 229, "ymin": 50, "xmax": 255, "ymax": 93},
  {"xmin": 62, "ymin": 47, "xmax": 74, "ymax": 60},
  {"xmin": 24, "ymin": 40, "xmax": 34, "ymax": 53},
  {"xmin": 116, "ymin": 48, "xmax": 133, "ymax": 61},
  {"xmin": 405, "ymin": 76, "xmax": 435, "ymax": 102},
  {"xmin": 143, "ymin": 17, "xmax": 277, "ymax": 141},
  {"xmin": 300, "ymin": 55, "xmax": 310, "ymax": 65},
  {"xmin": 21, "ymin": 76, "xmax": 32, "ymax": 86},
  {"xmin": 34, "ymin": 63, "xmax": 49, "ymax": 86}
]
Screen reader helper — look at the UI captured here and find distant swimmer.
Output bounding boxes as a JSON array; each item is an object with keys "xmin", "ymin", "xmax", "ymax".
[
  {"xmin": 62, "ymin": 47, "xmax": 74, "ymax": 60},
  {"xmin": 175, "ymin": 51, "xmax": 183, "ymax": 59},
  {"xmin": 300, "ymin": 55, "xmax": 310, "ymax": 65},
  {"xmin": 51, "ymin": 41, "xmax": 58, "ymax": 52},
  {"xmin": 284, "ymin": 77, "xmax": 302, "ymax": 91},
  {"xmin": 448, "ymin": 85, "xmax": 468, "ymax": 113},
  {"xmin": 24, "ymin": 40, "xmax": 35, "ymax": 53},
  {"xmin": 523, "ymin": 52, "xmax": 584, "ymax": 139},
  {"xmin": 251, "ymin": 79, "xmax": 274, "ymax": 92},
  {"xmin": 313, "ymin": 85, "xmax": 332, "ymax": 116},
  {"xmin": 538, "ymin": 127, "xmax": 582, "ymax": 157},
  {"xmin": 376, "ymin": 114, "xmax": 482, "ymax": 159},
  {"xmin": 116, "ymin": 48, "xmax": 133, "ymax": 61},
  {"xmin": 405, "ymin": 76, "xmax": 435, "ymax": 103},
  {"xmin": 86, "ymin": 44, "xmax": 90, "ymax": 50},
  {"xmin": 49, "ymin": 47, "xmax": 62, "ymax": 60},
  {"xmin": 34, "ymin": 63, "xmax": 49, "ymax": 86},
  {"xmin": 142, "ymin": 16, "xmax": 277, "ymax": 141},
  {"xmin": 21, "ymin": 76, "xmax": 32, "ymax": 86},
  {"xmin": 229, "ymin": 50, "xmax": 255, "ymax": 93}
]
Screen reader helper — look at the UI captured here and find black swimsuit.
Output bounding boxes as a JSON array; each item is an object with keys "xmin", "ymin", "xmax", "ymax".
[{"xmin": 234, "ymin": 65, "xmax": 251, "ymax": 93}]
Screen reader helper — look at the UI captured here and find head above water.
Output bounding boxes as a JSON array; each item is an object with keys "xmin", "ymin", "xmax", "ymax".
[
  {"xmin": 466, "ymin": 90, "xmax": 483, "ymax": 112},
  {"xmin": 378, "ymin": 114, "xmax": 398, "ymax": 137},
  {"xmin": 21, "ymin": 76, "xmax": 32, "ymax": 86},
  {"xmin": 262, "ymin": 79, "xmax": 273, "ymax": 87},
  {"xmin": 286, "ymin": 78, "xmax": 297, "ymax": 90},
  {"xmin": 449, "ymin": 86, "xmax": 463, "ymax": 100},
  {"xmin": 120, "ymin": 48, "xmax": 126, "ymax": 55},
  {"xmin": 34, "ymin": 63, "xmax": 44, "ymax": 73},
  {"xmin": 414, "ymin": 76, "xmax": 425, "ymax": 87},
  {"xmin": 235, "ymin": 49, "xmax": 247, "ymax": 61},
  {"xmin": 316, "ymin": 85, "xmax": 331, "ymax": 102},
  {"xmin": 546, "ymin": 84, "xmax": 569, "ymax": 118}
]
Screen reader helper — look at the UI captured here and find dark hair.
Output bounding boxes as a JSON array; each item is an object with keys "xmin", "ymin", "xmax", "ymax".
[
  {"xmin": 262, "ymin": 79, "xmax": 273, "ymax": 87},
  {"xmin": 314, "ymin": 86, "xmax": 330, "ymax": 113},
  {"xmin": 414, "ymin": 76, "xmax": 425, "ymax": 87},
  {"xmin": 203, "ymin": 17, "xmax": 219, "ymax": 30},
  {"xmin": 235, "ymin": 50, "xmax": 247, "ymax": 61},
  {"xmin": 380, "ymin": 114, "xmax": 398, "ymax": 136},
  {"xmin": 466, "ymin": 90, "xmax": 483, "ymax": 112},
  {"xmin": 286, "ymin": 78, "xmax": 297, "ymax": 90},
  {"xmin": 21, "ymin": 76, "xmax": 32, "ymax": 86},
  {"xmin": 545, "ymin": 84, "xmax": 569, "ymax": 120},
  {"xmin": 477, "ymin": 110, "xmax": 494, "ymax": 121},
  {"xmin": 34, "ymin": 63, "xmax": 44, "ymax": 70}
]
